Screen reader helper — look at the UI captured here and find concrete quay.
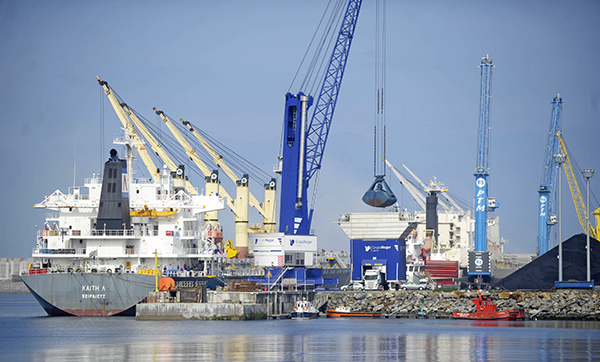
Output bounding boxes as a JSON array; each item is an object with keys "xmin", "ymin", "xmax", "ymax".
[
  {"xmin": 136, "ymin": 302, "xmax": 267, "ymax": 320},
  {"xmin": 136, "ymin": 290, "xmax": 318, "ymax": 320}
]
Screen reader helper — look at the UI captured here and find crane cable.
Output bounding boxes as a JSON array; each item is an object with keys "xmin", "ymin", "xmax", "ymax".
[
  {"xmin": 281, "ymin": 0, "xmax": 347, "ymax": 158},
  {"xmin": 373, "ymin": 0, "xmax": 387, "ymax": 177}
]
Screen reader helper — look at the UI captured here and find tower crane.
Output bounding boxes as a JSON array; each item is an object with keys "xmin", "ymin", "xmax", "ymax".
[
  {"xmin": 537, "ymin": 94, "xmax": 563, "ymax": 255},
  {"xmin": 278, "ymin": 0, "xmax": 362, "ymax": 236},
  {"xmin": 469, "ymin": 55, "xmax": 496, "ymax": 283}
]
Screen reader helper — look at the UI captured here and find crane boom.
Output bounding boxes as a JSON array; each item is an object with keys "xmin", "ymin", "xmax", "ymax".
[
  {"xmin": 119, "ymin": 104, "xmax": 198, "ymax": 195},
  {"xmin": 560, "ymin": 135, "xmax": 598, "ymax": 239},
  {"xmin": 304, "ymin": 0, "xmax": 362, "ymax": 183},
  {"xmin": 179, "ymin": 118, "xmax": 272, "ymax": 220},
  {"xmin": 153, "ymin": 109, "xmax": 212, "ymax": 177},
  {"xmin": 537, "ymin": 94, "xmax": 563, "ymax": 255},
  {"xmin": 97, "ymin": 77, "xmax": 159, "ymax": 180},
  {"xmin": 400, "ymin": 163, "xmax": 452, "ymax": 212},
  {"xmin": 279, "ymin": 0, "xmax": 362, "ymax": 235},
  {"xmin": 384, "ymin": 158, "xmax": 426, "ymax": 211}
]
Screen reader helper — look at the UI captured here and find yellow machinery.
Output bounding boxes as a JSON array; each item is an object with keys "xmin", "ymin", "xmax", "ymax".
[
  {"xmin": 225, "ymin": 239, "xmax": 239, "ymax": 259},
  {"xmin": 130, "ymin": 204, "xmax": 178, "ymax": 219},
  {"xmin": 560, "ymin": 135, "xmax": 599, "ymax": 239}
]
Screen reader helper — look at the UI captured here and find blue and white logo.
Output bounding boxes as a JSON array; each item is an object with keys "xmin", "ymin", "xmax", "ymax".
[{"xmin": 476, "ymin": 177, "xmax": 486, "ymax": 188}]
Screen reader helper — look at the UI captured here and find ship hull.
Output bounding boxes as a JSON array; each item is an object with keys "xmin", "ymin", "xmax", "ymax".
[
  {"xmin": 452, "ymin": 309, "xmax": 525, "ymax": 321},
  {"xmin": 21, "ymin": 273, "xmax": 156, "ymax": 316}
]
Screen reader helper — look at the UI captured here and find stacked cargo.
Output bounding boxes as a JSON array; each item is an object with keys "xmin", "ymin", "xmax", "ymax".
[
  {"xmin": 227, "ymin": 280, "xmax": 262, "ymax": 292},
  {"xmin": 423, "ymin": 260, "xmax": 459, "ymax": 285}
]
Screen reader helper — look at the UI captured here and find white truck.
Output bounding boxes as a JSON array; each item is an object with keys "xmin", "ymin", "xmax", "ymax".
[{"xmin": 363, "ymin": 269, "xmax": 385, "ymax": 290}]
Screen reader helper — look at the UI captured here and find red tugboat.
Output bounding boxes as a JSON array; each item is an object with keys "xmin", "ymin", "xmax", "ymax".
[{"xmin": 452, "ymin": 290, "xmax": 525, "ymax": 321}]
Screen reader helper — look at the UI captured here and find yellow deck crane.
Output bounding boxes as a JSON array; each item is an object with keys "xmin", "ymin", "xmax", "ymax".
[
  {"xmin": 153, "ymin": 109, "xmax": 274, "ymax": 258},
  {"xmin": 118, "ymin": 102, "xmax": 197, "ymax": 196},
  {"xmin": 98, "ymin": 77, "xmax": 197, "ymax": 195},
  {"xmin": 180, "ymin": 117, "xmax": 277, "ymax": 234},
  {"xmin": 97, "ymin": 76, "xmax": 160, "ymax": 181},
  {"xmin": 151, "ymin": 109, "xmax": 222, "ymax": 227},
  {"xmin": 560, "ymin": 134, "xmax": 599, "ymax": 239}
]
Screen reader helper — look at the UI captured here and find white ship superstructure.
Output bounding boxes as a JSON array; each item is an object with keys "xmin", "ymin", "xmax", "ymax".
[{"xmin": 33, "ymin": 141, "xmax": 225, "ymax": 275}]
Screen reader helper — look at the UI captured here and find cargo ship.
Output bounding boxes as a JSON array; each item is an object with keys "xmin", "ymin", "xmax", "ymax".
[{"xmin": 21, "ymin": 135, "xmax": 227, "ymax": 316}]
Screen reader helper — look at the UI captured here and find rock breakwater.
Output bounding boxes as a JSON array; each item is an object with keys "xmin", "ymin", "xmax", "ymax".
[{"xmin": 318, "ymin": 289, "xmax": 600, "ymax": 320}]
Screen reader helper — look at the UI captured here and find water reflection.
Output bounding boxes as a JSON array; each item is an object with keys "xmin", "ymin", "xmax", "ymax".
[{"xmin": 25, "ymin": 322, "xmax": 600, "ymax": 362}]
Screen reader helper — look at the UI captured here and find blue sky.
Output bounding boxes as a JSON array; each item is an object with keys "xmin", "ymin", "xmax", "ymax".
[{"xmin": 1, "ymin": 0, "xmax": 598, "ymax": 257}]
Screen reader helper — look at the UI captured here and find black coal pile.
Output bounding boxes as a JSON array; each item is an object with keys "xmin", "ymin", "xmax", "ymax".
[{"xmin": 494, "ymin": 233, "xmax": 600, "ymax": 290}]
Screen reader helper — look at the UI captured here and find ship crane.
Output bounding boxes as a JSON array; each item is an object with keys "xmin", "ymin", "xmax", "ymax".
[
  {"xmin": 469, "ymin": 55, "xmax": 496, "ymax": 284},
  {"xmin": 399, "ymin": 163, "xmax": 462, "ymax": 213},
  {"xmin": 97, "ymin": 77, "xmax": 198, "ymax": 195},
  {"xmin": 152, "ymin": 108, "xmax": 226, "ymax": 229},
  {"xmin": 537, "ymin": 94, "xmax": 563, "ymax": 255},
  {"xmin": 278, "ymin": 0, "xmax": 362, "ymax": 236},
  {"xmin": 154, "ymin": 108, "xmax": 276, "ymax": 257},
  {"xmin": 178, "ymin": 117, "xmax": 277, "ymax": 234},
  {"xmin": 384, "ymin": 157, "xmax": 427, "ymax": 211},
  {"xmin": 559, "ymin": 135, "xmax": 599, "ymax": 239},
  {"xmin": 97, "ymin": 77, "xmax": 160, "ymax": 181}
]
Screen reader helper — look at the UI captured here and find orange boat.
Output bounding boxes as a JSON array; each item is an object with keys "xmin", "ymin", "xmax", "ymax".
[
  {"xmin": 326, "ymin": 306, "xmax": 381, "ymax": 318},
  {"xmin": 452, "ymin": 290, "xmax": 525, "ymax": 321}
]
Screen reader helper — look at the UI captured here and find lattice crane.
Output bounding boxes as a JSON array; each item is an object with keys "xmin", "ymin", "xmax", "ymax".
[
  {"xmin": 278, "ymin": 0, "xmax": 362, "ymax": 235},
  {"xmin": 537, "ymin": 94, "xmax": 563, "ymax": 255}
]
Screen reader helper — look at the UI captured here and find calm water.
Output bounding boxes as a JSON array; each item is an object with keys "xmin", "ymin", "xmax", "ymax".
[{"xmin": 2, "ymin": 294, "xmax": 600, "ymax": 361}]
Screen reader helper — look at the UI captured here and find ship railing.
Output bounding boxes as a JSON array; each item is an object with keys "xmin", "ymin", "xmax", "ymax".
[
  {"xmin": 180, "ymin": 230, "xmax": 199, "ymax": 238},
  {"xmin": 23, "ymin": 268, "xmax": 48, "ymax": 275},
  {"xmin": 221, "ymin": 268, "xmax": 264, "ymax": 277},
  {"xmin": 177, "ymin": 248, "xmax": 224, "ymax": 257},
  {"xmin": 90, "ymin": 229, "xmax": 135, "ymax": 237},
  {"xmin": 32, "ymin": 248, "xmax": 86, "ymax": 255},
  {"xmin": 138, "ymin": 268, "xmax": 161, "ymax": 276}
]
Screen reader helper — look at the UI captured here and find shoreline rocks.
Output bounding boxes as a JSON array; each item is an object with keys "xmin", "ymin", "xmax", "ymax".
[{"xmin": 318, "ymin": 289, "xmax": 600, "ymax": 320}]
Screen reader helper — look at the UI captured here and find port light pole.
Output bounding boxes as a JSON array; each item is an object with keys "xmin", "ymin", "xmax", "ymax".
[
  {"xmin": 554, "ymin": 154, "xmax": 565, "ymax": 282},
  {"xmin": 582, "ymin": 169, "xmax": 595, "ymax": 282}
]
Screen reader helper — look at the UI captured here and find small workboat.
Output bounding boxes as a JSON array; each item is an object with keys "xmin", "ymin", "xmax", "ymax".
[
  {"xmin": 452, "ymin": 290, "xmax": 525, "ymax": 321},
  {"xmin": 326, "ymin": 306, "xmax": 381, "ymax": 318},
  {"xmin": 290, "ymin": 299, "xmax": 319, "ymax": 319}
]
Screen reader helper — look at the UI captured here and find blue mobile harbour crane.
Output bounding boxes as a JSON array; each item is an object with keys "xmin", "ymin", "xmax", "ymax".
[
  {"xmin": 278, "ymin": 0, "xmax": 361, "ymax": 238},
  {"xmin": 537, "ymin": 95, "xmax": 563, "ymax": 256},
  {"xmin": 469, "ymin": 55, "xmax": 497, "ymax": 285},
  {"xmin": 251, "ymin": 1, "xmax": 362, "ymax": 289}
]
